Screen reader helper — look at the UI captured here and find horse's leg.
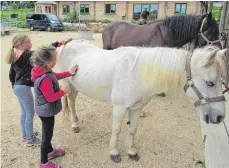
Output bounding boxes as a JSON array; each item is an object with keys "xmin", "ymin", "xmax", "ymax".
[
  {"xmin": 125, "ymin": 108, "xmax": 140, "ymax": 161},
  {"xmin": 109, "ymin": 105, "xmax": 127, "ymax": 163},
  {"xmin": 67, "ymin": 84, "xmax": 80, "ymax": 133}
]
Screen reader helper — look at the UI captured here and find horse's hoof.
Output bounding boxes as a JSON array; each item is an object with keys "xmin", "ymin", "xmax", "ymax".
[
  {"xmin": 157, "ymin": 92, "xmax": 166, "ymax": 97},
  {"xmin": 110, "ymin": 154, "xmax": 121, "ymax": 163},
  {"xmin": 128, "ymin": 153, "xmax": 140, "ymax": 161},
  {"xmin": 72, "ymin": 127, "xmax": 80, "ymax": 133}
]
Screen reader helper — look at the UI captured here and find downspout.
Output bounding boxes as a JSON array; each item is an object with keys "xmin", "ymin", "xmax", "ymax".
[
  {"xmin": 57, "ymin": 2, "xmax": 59, "ymax": 17},
  {"xmin": 94, "ymin": 1, "xmax": 96, "ymax": 20},
  {"xmin": 195, "ymin": 1, "xmax": 198, "ymax": 13},
  {"xmin": 164, "ymin": 1, "xmax": 168, "ymax": 18},
  {"xmin": 126, "ymin": 1, "xmax": 128, "ymax": 20}
]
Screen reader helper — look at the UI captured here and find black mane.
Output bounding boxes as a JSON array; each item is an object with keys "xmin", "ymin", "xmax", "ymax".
[{"xmin": 163, "ymin": 14, "xmax": 204, "ymax": 47}]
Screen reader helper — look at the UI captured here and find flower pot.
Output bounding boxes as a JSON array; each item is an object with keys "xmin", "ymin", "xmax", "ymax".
[{"xmin": 79, "ymin": 30, "xmax": 93, "ymax": 40}]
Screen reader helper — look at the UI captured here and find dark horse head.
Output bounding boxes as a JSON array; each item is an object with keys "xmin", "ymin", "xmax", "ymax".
[
  {"xmin": 197, "ymin": 13, "xmax": 220, "ymax": 48},
  {"xmin": 163, "ymin": 12, "xmax": 220, "ymax": 48}
]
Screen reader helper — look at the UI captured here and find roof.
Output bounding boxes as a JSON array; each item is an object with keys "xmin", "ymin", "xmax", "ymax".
[{"xmin": 35, "ymin": 1, "xmax": 57, "ymax": 5}]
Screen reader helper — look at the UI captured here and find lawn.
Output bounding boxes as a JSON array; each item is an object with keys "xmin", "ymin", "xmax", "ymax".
[{"xmin": 0, "ymin": 8, "xmax": 34, "ymax": 20}]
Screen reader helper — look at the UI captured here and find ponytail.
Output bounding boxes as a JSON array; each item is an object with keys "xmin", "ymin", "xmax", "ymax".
[
  {"xmin": 5, "ymin": 34, "xmax": 30, "ymax": 64},
  {"xmin": 5, "ymin": 47, "xmax": 14, "ymax": 64}
]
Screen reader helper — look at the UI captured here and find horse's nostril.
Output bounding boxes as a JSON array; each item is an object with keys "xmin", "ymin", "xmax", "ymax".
[
  {"xmin": 205, "ymin": 115, "xmax": 209, "ymax": 123},
  {"xmin": 217, "ymin": 115, "xmax": 223, "ymax": 123}
]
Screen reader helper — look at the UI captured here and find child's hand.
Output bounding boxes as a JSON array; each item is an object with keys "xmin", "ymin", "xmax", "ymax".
[
  {"xmin": 70, "ymin": 64, "xmax": 79, "ymax": 76},
  {"xmin": 63, "ymin": 89, "xmax": 71, "ymax": 95},
  {"xmin": 60, "ymin": 38, "xmax": 72, "ymax": 45}
]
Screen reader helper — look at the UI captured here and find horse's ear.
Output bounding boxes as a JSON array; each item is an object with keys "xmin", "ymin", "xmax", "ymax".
[
  {"xmin": 200, "ymin": 49, "xmax": 218, "ymax": 67},
  {"xmin": 207, "ymin": 12, "xmax": 212, "ymax": 21},
  {"xmin": 216, "ymin": 49, "xmax": 227, "ymax": 58}
]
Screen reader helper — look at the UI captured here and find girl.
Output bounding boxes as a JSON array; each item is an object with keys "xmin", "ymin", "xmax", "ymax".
[
  {"xmin": 30, "ymin": 45, "xmax": 78, "ymax": 168},
  {"xmin": 6, "ymin": 34, "xmax": 68, "ymax": 146}
]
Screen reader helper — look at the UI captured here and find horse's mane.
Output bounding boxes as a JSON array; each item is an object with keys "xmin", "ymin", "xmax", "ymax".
[
  {"xmin": 147, "ymin": 14, "xmax": 208, "ymax": 47},
  {"xmin": 161, "ymin": 14, "xmax": 204, "ymax": 47},
  {"xmin": 116, "ymin": 46, "xmax": 188, "ymax": 90}
]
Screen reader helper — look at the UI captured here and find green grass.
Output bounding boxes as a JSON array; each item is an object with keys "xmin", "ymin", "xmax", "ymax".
[{"xmin": 0, "ymin": 8, "xmax": 34, "ymax": 20}]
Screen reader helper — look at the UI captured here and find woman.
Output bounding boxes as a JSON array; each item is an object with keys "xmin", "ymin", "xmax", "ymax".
[{"xmin": 137, "ymin": 10, "xmax": 150, "ymax": 25}]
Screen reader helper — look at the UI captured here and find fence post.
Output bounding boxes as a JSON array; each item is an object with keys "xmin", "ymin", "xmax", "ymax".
[
  {"xmin": 219, "ymin": 2, "xmax": 228, "ymax": 32},
  {"xmin": 225, "ymin": 32, "xmax": 229, "ymax": 87}
]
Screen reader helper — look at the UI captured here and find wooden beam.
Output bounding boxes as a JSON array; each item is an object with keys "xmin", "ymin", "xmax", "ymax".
[
  {"xmin": 219, "ymin": 1, "xmax": 228, "ymax": 32},
  {"xmin": 225, "ymin": 2, "xmax": 229, "ymax": 29},
  {"xmin": 199, "ymin": 91, "xmax": 229, "ymax": 168}
]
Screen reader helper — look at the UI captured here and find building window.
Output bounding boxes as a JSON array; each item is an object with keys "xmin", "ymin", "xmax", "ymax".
[
  {"xmin": 31, "ymin": 14, "xmax": 42, "ymax": 20},
  {"xmin": 105, "ymin": 4, "xmax": 116, "ymax": 14},
  {"xmin": 133, "ymin": 4, "xmax": 158, "ymax": 20},
  {"xmin": 45, "ymin": 6, "xmax": 51, "ymax": 13},
  {"xmin": 174, "ymin": 3, "xmax": 187, "ymax": 15},
  {"xmin": 63, "ymin": 5, "xmax": 70, "ymax": 14},
  {"xmin": 36, "ymin": 6, "xmax": 42, "ymax": 13},
  {"xmin": 80, "ymin": 4, "xmax": 89, "ymax": 14}
]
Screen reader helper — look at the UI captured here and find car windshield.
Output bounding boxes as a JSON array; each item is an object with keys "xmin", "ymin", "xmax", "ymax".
[{"xmin": 47, "ymin": 14, "xmax": 59, "ymax": 20}]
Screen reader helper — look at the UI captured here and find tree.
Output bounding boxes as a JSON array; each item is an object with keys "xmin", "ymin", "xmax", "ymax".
[
  {"xmin": 9, "ymin": 1, "xmax": 18, "ymax": 9},
  {"xmin": 19, "ymin": 2, "xmax": 35, "ymax": 9},
  {"xmin": 65, "ymin": 3, "xmax": 79, "ymax": 23}
]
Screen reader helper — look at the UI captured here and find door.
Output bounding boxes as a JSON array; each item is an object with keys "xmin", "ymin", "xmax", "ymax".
[
  {"xmin": 40, "ymin": 15, "xmax": 48, "ymax": 29},
  {"xmin": 45, "ymin": 6, "xmax": 51, "ymax": 13}
]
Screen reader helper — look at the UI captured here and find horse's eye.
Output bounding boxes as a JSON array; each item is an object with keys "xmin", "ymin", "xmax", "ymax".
[{"xmin": 206, "ymin": 81, "xmax": 215, "ymax": 87}]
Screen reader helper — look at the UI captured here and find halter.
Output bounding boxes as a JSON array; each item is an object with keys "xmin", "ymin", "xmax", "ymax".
[
  {"xmin": 198, "ymin": 18, "xmax": 223, "ymax": 48},
  {"xmin": 184, "ymin": 53, "xmax": 226, "ymax": 107}
]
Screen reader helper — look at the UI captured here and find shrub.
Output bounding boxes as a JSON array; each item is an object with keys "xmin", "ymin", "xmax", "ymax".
[{"xmin": 16, "ymin": 21, "xmax": 27, "ymax": 28}]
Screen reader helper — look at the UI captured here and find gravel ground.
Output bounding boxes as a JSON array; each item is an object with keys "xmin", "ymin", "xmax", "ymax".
[{"xmin": 1, "ymin": 31, "xmax": 204, "ymax": 168}]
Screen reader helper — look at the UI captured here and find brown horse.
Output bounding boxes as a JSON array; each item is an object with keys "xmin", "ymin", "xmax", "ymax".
[{"xmin": 102, "ymin": 13, "xmax": 221, "ymax": 51}]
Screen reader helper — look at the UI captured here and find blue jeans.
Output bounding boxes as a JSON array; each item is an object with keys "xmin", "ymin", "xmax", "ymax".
[{"xmin": 13, "ymin": 85, "xmax": 35, "ymax": 139}]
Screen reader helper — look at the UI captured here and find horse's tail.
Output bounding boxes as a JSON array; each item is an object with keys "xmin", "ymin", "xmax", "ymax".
[
  {"xmin": 102, "ymin": 26, "xmax": 111, "ymax": 49},
  {"xmin": 102, "ymin": 23, "xmax": 116, "ymax": 50}
]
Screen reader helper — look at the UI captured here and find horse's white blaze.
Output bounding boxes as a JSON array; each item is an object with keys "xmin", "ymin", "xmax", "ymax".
[{"xmin": 57, "ymin": 40, "xmax": 226, "ymax": 159}]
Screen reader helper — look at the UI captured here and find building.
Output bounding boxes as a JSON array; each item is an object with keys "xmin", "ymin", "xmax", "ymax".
[
  {"xmin": 35, "ymin": 1, "xmax": 201, "ymax": 21},
  {"xmin": 35, "ymin": 1, "xmax": 57, "ymax": 14}
]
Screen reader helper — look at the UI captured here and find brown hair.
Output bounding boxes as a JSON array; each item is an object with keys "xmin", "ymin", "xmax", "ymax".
[
  {"xmin": 30, "ymin": 45, "xmax": 56, "ymax": 67},
  {"xmin": 5, "ymin": 34, "xmax": 30, "ymax": 64}
]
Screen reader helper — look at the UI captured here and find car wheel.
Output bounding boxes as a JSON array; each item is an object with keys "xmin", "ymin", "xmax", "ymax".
[
  {"xmin": 46, "ymin": 25, "xmax": 52, "ymax": 32},
  {"xmin": 30, "ymin": 25, "xmax": 34, "ymax": 31}
]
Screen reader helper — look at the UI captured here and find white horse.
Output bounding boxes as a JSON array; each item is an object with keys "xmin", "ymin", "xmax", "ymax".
[{"xmin": 57, "ymin": 39, "xmax": 227, "ymax": 163}]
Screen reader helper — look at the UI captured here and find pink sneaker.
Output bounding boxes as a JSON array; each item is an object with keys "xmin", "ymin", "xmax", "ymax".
[
  {"xmin": 40, "ymin": 161, "xmax": 60, "ymax": 168},
  {"xmin": 48, "ymin": 148, "xmax": 65, "ymax": 160}
]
